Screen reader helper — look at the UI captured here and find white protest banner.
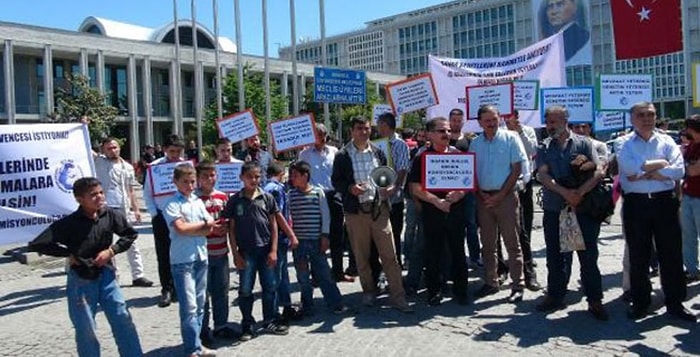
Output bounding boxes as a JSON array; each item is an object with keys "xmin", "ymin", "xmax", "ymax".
[
  {"xmin": 594, "ymin": 111, "xmax": 627, "ymax": 132},
  {"xmin": 386, "ymin": 73, "xmax": 439, "ymax": 115},
  {"xmin": 269, "ymin": 113, "xmax": 318, "ymax": 153},
  {"xmin": 514, "ymin": 80, "xmax": 540, "ymax": 110},
  {"xmin": 0, "ymin": 123, "xmax": 95, "ymax": 245},
  {"xmin": 371, "ymin": 138, "xmax": 393, "ymax": 167},
  {"xmin": 422, "ymin": 153, "xmax": 476, "ymax": 192},
  {"xmin": 597, "ymin": 74, "xmax": 653, "ymax": 111},
  {"xmin": 371, "ymin": 104, "xmax": 404, "ymax": 128},
  {"xmin": 429, "ymin": 32, "xmax": 566, "ymax": 132},
  {"xmin": 215, "ymin": 162, "xmax": 243, "ymax": 194},
  {"xmin": 466, "ymin": 83, "xmax": 514, "ymax": 119},
  {"xmin": 148, "ymin": 161, "xmax": 194, "ymax": 197},
  {"xmin": 540, "ymin": 87, "xmax": 595, "ymax": 123},
  {"xmin": 216, "ymin": 109, "xmax": 260, "ymax": 143}
]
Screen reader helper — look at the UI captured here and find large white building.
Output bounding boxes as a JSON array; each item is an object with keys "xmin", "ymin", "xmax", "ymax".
[
  {"xmin": 281, "ymin": 0, "xmax": 700, "ymax": 119},
  {"xmin": 0, "ymin": 17, "xmax": 403, "ymax": 160}
]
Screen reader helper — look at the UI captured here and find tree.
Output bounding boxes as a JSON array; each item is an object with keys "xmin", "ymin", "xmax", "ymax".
[{"xmin": 49, "ymin": 73, "xmax": 119, "ymax": 144}]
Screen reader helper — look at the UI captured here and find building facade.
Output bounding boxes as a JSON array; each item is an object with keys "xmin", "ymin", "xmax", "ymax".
[
  {"xmin": 0, "ymin": 17, "xmax": 403, "ymax": 161},
  {"xmin": 280, "ymin": 0, "xmax": 700, "ymax": 119}
]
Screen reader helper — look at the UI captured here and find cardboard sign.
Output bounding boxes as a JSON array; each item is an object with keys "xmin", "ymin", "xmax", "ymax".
[
  {"xmin": 269, "ymin": 113, "xmax": 318, "ymax": 153},
  {"xmin": 513, "ymin": 80, "xmax": 540, "ymax": 110},
  {"xmin": 540, "ymin": 87, "xmax": 595, "ymax": 123},
  {"xmin": 466, "ymin": 83, "xmax": 514, "ymax": 120},
  {"xmin": 214, "ymin": 162, "xmax": 244, "ymax": 194},
  {"xmin": 386, "ymin": 73, "xmax": 439, "ymax": 115},
  {"xmin": 421, "ymin": 153, "xmax": 476, "ymax": 192},
  {"xmin": 148, "ymin": 161, "xmax": 195, "ymax": 197},
  {"xmin": 597, "ymin": 74, "xmax": 653, "ymax": 111},
  {"xmin": 216, "ymin": 109, "xmax": 260, "ymax": 143}
]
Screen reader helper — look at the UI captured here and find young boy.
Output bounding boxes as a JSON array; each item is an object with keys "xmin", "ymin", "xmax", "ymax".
[
  {"xmin": 195, "ymin": 161, "xmax": 238, "ymax": 346},
  {"xmin": 288, "ymin": 161, "xmax": 348, "ymax": 315},
  {"xmin": 163, "ymin": 164, "xmax": 221, "ymax": 357},
  {"xmin": 29, "ymin": 177, "xmax": 143, "ymax": 357},
  {"xmin": 223, "ymin": 161, "xmax": 288, "ymax": 341}
]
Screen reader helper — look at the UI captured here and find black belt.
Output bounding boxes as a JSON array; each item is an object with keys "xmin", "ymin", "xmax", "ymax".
[
  {"xmin": 481, "ymin": 190, "xmax": 500, "ymax": 194},
  {"xmin": 624, "ymin": 190, "xmax": 675, "ymax": 200}
]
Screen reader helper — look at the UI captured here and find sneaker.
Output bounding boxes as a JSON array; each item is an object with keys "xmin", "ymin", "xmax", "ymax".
[
  {"xmin": 685, "ymin": 272, "xmax": 700, "ymax": 284},
  {"xmin": 212, "ymin": 326, "xmax": 238, "ymax": 340},
  {"xmin": 427, "ymin": 294, "xmax": 442, "ymax": 306},
  {"xmin": 200, "ymin": 329, "xmax": 214, "ymax": 348},
  {"xmin": 239, "ymin": 328, "xmax": 255, "ymax": 342},
  {"xmin": 190, "ymin": 347, "xmax": 217, "ymax": 357},
  {"xmin": 264, "ymin": 321, "xmax": 289, "ymax": 335},
  {"xmin": 332, "ymin": 305, "xmax": 351, "ymax": 315},
  {"xmin": 282, "ymin": 305, "xmax": 304, "ymax": 322},
  {"xmin": 507, "ymin": 290, "xmax": 524, "ymax": 304},
  {"xmin": 475, "ymin": 284, "xmax": 500, "ymax": 298},
  {"xmin": 132, "ymin": 277, "xmax": 154, "ymax": 287}
]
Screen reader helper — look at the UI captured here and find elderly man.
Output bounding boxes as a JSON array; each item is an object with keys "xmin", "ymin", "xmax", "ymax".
[
  {"xmin": 535, "ymin": 105, "xmax": 608, "ymax": 320},
  {"xmin": 331, "ymin": 117, "xmax": 412, "ymax": 312},
  {"xmin": 618, "ymin": 102, "xmax": 696, "ymax": 322},
  {"xmin": 470, "ymin": 105, "xmax": 526, "ymax": 303}
]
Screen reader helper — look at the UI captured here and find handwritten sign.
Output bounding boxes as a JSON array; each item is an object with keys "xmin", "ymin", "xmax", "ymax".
[
  {"xmin": 148, "ymin": 161, "xmax": 195, "ymax": 197},
  {"xmin": 216, "ymin": 109, "xmax": 260, "ymax": 143},
  {"xmin": 421, "ymin": 153, "xmax": 475, "ymax": 192},
  {"xmin": 540, "ymin": 87, "xmax": 595, "ymax": 123},
  {"xmin": 386, "ymin": 73, "xmax": 439, "ymax": 115},
  {"xmin": 214, "ymin": 162, "xmax": 244, "ymax": 194},
  {"xmin": 371, "ymin": 104, "xmax": 403, "ymax": 128},
  {"xmin": 597, "ymin": 74, "xmax": 653, "ymax": 111},
  {"xmin": 513, "ymin": 80, "xmax": 539, "ymax": 110},
  {"xmin": 269, "ymin": 113, "xmax": 318, "ymax": 153},
  {"xmin": 465, "ymin": 83, "xmax": 514, "ymax": 120}
]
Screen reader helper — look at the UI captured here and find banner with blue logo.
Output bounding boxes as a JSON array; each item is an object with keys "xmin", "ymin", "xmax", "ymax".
[{"xmin": 0, "ymin": 123, "xmax": 94, "ymax": 245}]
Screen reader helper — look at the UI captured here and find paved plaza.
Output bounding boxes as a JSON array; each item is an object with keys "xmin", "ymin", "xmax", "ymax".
[{"xmin": 1, "ymin": 190, "xmax": 699, "ymax": 356}]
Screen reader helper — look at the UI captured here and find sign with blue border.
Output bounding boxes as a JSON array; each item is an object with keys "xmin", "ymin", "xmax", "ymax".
[
  {"xmin": 313, "ymin": 67, "xmax": 366, "ymax": 105},
  {"xmin": 540, "ymin": 86, "xmax": 595, "ymax": 123}
]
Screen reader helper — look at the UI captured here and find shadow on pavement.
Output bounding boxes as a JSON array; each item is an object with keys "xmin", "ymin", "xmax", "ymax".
[
  {"xmin": 0, "ymin": 285, "xmax": 65, "ymax": 317},
  {"xmin": 143, "ymin": 345, "xmax": 182, "ymax": 356},
  {"xmin": 126, "ymin": 295, "xmax": 161, "ymax": 309}
]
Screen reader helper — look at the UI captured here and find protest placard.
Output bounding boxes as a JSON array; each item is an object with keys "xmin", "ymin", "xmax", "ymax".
[
  {"xmin": 269, "ymin": 113, "xmax": 318, "ymax": 153},
  {"xmin": 594, "ymin": 111, "xmax": 628, "ymax": 132},
  {"xmin": 513, "ymin": 80, "xmax": 540, "ymax": 110},
  {"xmin": 216, "ymin": 109, "xmax": 260, "ymax": 143},
  {"xmin": 386, "ymin": 73, "xmax": 439, "ymax": 115},
  {"xmin": 422, "ymin": 153, "xmax": 475, "ymax": 192},
  {"xmin": 214, "ymin": 161, "xmax": 243, "ymax": 194},
  {"xmin": 466, "ymin": 83, "xmax": 514, "ymax": 119},
  {"xmin": 0, "ymin": 123, "xmax": 95, "ymax": 245},
  {"xmin": 597, "ymin": 74, "xmax": 653, "ymax": 111},
  {"xmin": 540, "ymin": 87, "xmax": 595, "ymax": 123},
  {"xmin": 148, "ymin": 161, "xmax": 194, "ymax": 197}
]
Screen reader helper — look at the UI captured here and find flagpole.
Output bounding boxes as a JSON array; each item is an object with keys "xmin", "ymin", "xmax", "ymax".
[
  {"xmin": 213, "ymin": 0, "xmax": 223, "ymax": 121},
  {"xmin": 319, "ymin": 0, "xmax": 330, "ymax": 131},
  {"xmin": 192, "ymin": 0, "xmax": 203, "ymax": 159},
  {"xmin": 173, "ymin": 0, "xmax": 183, "ymax": 135},
  {"xmin": 234, "ymin": 0, "xmax": 245, "ymax": 111},
  {"xmin": 263, "ymin": 0, "xmax": 271, "ymax": 124},
  {"xmin": 290, "ymin": 0, "xmax": 299, "ymax": 116}
]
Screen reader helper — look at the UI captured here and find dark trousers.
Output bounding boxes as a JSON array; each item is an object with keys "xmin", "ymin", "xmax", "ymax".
[
  {"xmin": 464, "ymin": 193, "xmax": 481, "ymax": 261},
  {"xmin": 622, "ymin": 194, "xmax": 686, "ymax": 308},
  {"xmin": 326, "ymin": 191, "xmax": 347, "ymax": 278},
  {"xmin": 152, "ymin": 213, "xmax": 174, "ymax": 293},
  {"xmin": 423, "ymin": 204, "xmax": 468, "ymax": 298},
  {"xmin": 542, "ymin": 210, "xmax": 603, "ymax": 302},
  {"xmin": 390, "ymin": 201, "xmax": 405, "ymax": 267}
]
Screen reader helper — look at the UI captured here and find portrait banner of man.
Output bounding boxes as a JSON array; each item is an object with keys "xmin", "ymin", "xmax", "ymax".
[{"xmin": 533, "ymin": 0, "xmax": 592, "ymax": 67}]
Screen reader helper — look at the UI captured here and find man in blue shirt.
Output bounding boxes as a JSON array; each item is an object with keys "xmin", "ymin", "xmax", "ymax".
[{"xmin": 470, "ymin": 105, "xmax": 527, "ymax": 303}]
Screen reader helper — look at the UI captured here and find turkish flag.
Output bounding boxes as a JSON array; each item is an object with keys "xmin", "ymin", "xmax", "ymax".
[{"xmin": 610, "ymin": 0, "xmax": 683, "ymax": 60}]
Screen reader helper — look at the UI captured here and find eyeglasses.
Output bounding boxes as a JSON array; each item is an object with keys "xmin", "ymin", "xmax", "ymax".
[{"xmin": 432, "ymin": 129, "xmax": 451, "ymax": 134}]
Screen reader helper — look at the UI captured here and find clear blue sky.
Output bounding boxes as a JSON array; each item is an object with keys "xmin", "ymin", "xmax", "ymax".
[{"xmin": 1, "ymin": 0, "xmax": 448, "ymax": 57}]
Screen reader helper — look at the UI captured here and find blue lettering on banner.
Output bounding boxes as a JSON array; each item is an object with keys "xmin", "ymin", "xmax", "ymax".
[{"xmin": 314, "ymin": 67, "xmax": 366, "ymax": 105}]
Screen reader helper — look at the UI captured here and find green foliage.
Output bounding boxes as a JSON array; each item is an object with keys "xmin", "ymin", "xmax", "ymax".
[
  {"xmin": 203, "ymin": 64, "xmax": 288, "ymax": 146},
  {"xmin": 49, "ymin": 73, "xmax": 119, "ymax": 144}
]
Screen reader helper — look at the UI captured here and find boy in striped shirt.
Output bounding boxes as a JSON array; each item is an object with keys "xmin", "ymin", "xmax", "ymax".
[
  {"xmin": 288, "ymin": 161, "xmax": 349, "ymax": 316},
  {"xmin": 195, "ymin": 161, "xmax": 238, "ymax": 345}
]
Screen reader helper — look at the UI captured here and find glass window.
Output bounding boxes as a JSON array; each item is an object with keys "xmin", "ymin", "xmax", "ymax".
[
  {"xmin": 475, "ymin": 11, "xmax": 482, "ymax": 23},
  {"xmin": 468, "ymin": 30, "xmax": 475, "ymax": 42},
  {"xmin": 476, "ymin": 28, "xmax": 482, "ymax": 40},
  {"xmin": 485, "ymin": 45, "xmax": 491, "ymax": 57},
  {"xmin": 491, "ymin": 8, "xmax": 497, "ymax": 20},
  {"xmin": 507, "ymin": 4, "xmax": 513, "ymax": 17},
  {"xmin": 453, "ymin": 17, "xmax": 459, "ymax": 30},
  {"xmin": 432, "ymin": 22, "xmax": 437, "ymax": 33},
  {"xmin": 499, "ymin": 6, "xmax": 506, "ymax": 19},
  {"xmin": 469, "ymin": 47, "xmax": 476, "ymax": 58},
  {"xmin": 461, "ymin": 32, "xmax": 468, "ymax": 44},
  {"xmin": 468, "ymin": 13, "xmax": 474, "ymax": 26},
  {"xmin": 501, "ymin": 42, "xmax": 508, "ymax": 54}
]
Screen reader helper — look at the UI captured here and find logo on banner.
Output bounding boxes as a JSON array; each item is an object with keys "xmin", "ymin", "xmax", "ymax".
[
  {"xmin": 620, "ymin": 96, "xmax": 628, "ymax": 106},
  {"xmin": 54, "ymin": 160, "xmax": 85, "ymax": 193}
]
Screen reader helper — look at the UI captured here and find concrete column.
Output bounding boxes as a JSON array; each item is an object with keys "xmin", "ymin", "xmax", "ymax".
[
  {"xmin": 281, "ymin": 71, "xmax": 289, "ymax": 116},
  {"xmin": 169, "ymin": 60, "xmax": 180, "ymax": 135},
  {"xmin": 79, "ymin": 48, "xmax": 89, "ymax": 77},
  {"xmin": 4, "ymin": 40, "xmax": 16, "ymax": 124},
  {"xmin": 96, "ymin": 50, "xmax": 105, "ymax": 95},
  {"xmin": 43, "ymin": 45, "xmax": 54, "ymax": 116},
  {"xmin": 142, "ymin": 57, "xmax": 153, "ymax": 145},
  {"xmin": 299, "ymin": 73, "xmax": 306, "ymax": 110},
  {"xmin": 127, "ymin": 55, "xmax": 140, "ymax": 162}
]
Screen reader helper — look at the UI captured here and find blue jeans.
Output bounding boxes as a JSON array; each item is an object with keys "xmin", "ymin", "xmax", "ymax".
[
  {"xmin": 464, "ymin": 192, "xmax": 481, "ymax": 262},
  {"xmin": 405, "ymin": 204, "xmax": 424, "ymax": 290},
  {"xmin": 239, "ymin": 246, "xmax": 277, "ymax": 329},
  {"xmin": 275, "ymin": 244, "xmax": 292, "ymax": 313},
  {"xmin": 682, "ymin": 196, "xmax": 700, "ymax": 275},
  {"xmin": 67, "ymin": 267, "xmax": 142, "ymax": 357},
  {"xmin": 404, "ymin": 199, "xmax": 419, "ymax": 264},
  {"xmin": 172, "ymin": 259, "xmax": 208, "ymax": 355},
  {"xmin": 293, "ymin": 239, "xmax": 343, "ymax": 311},
  {"xmin": 543, "ymin": 210, "xmax": 603, "ymax": 302},
  {"xmin": 203, "ymin": 255, "xmax": 230, "ymax": 332}
]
